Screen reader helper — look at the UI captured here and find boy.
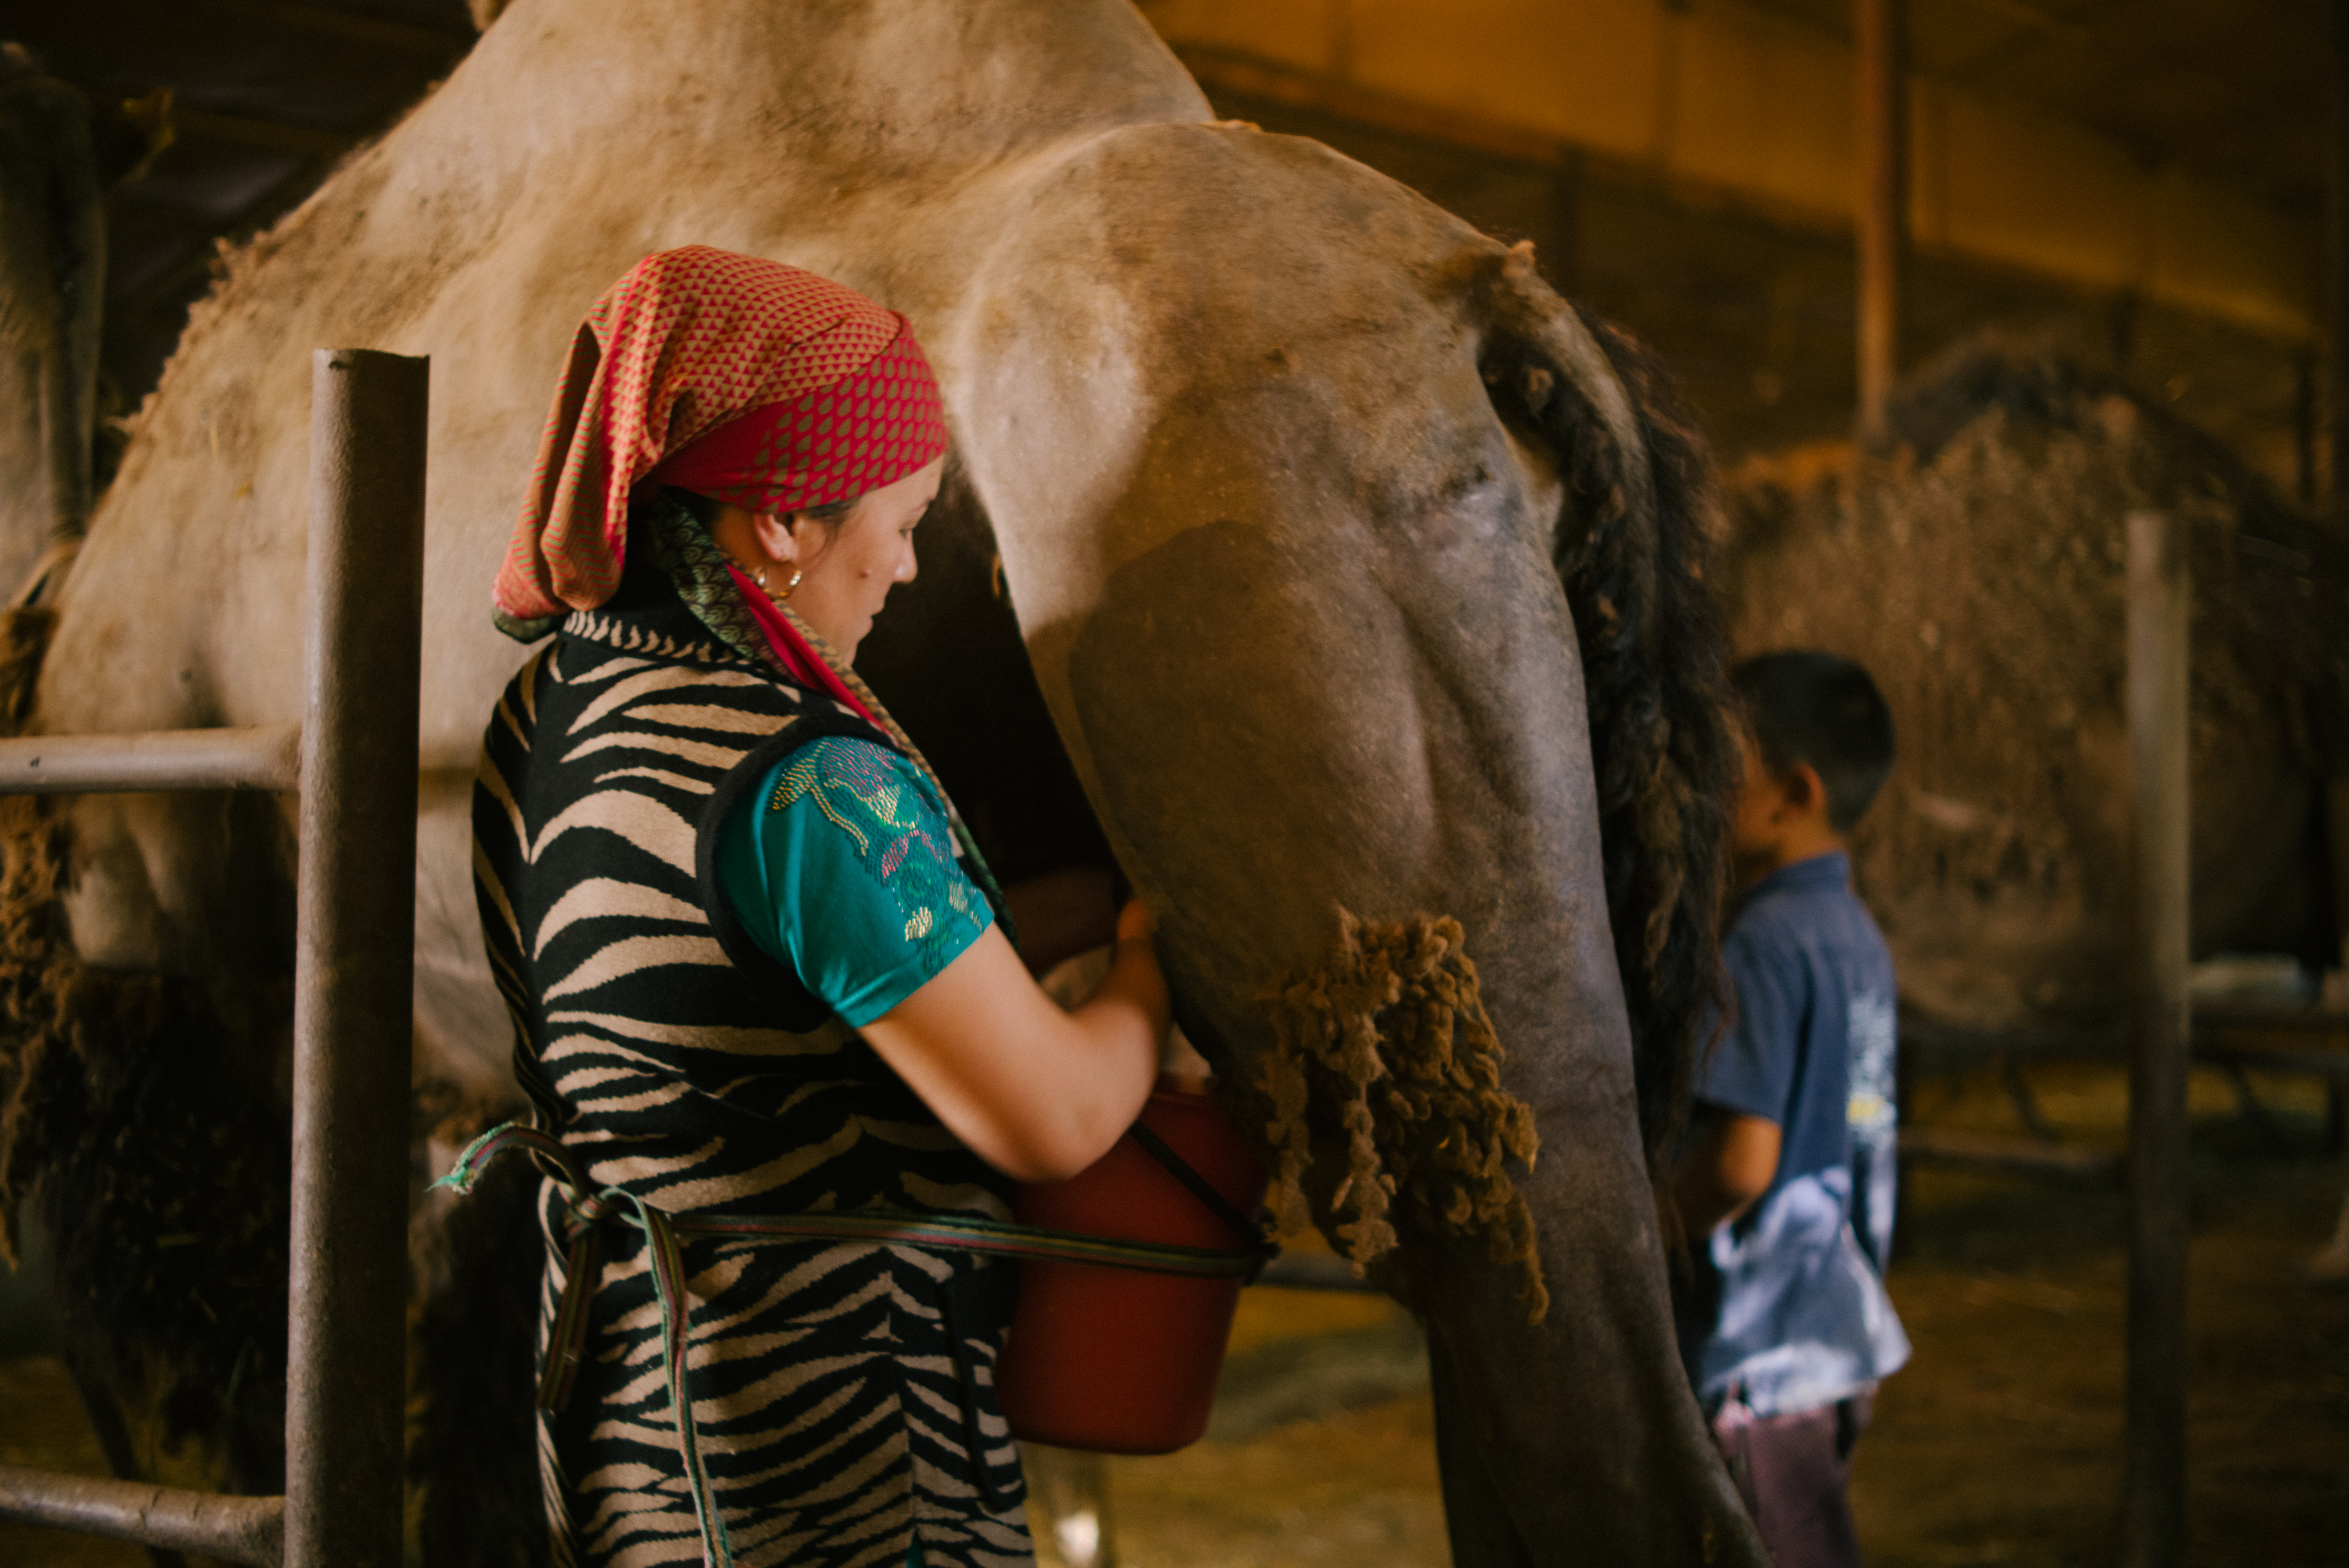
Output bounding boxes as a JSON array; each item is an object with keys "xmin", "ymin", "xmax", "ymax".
[{"xmin": 1674, "ymin": 650, "xmax": 1910, "ymax": 1568}]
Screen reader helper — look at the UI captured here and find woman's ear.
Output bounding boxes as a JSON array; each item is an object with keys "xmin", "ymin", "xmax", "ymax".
[{"xmin": 750, "ymin": 511, "xmax": 801, "ymax": 566}]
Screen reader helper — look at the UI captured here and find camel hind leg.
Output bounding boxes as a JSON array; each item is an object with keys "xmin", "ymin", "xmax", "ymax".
[{"xmin": 55, "ymin": 1343, "xmax": 191, "ymax": 1568}]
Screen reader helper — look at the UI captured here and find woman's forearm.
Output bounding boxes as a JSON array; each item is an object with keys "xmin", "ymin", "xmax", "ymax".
[{"xmin": 860, "ymin": 923, "xmax": 1167, "ymax": 1182}]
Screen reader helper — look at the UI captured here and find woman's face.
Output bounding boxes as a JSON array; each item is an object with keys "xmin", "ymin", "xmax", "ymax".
[{"xmin": 749, "ymin": 456, "xmax": 945, "ymax": 661}]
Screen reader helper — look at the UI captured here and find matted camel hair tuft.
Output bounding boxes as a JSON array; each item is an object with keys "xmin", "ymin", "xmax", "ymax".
[{"xmin": 1258, "ymin": 909, "xmax": 1548, "ymax": 1322}]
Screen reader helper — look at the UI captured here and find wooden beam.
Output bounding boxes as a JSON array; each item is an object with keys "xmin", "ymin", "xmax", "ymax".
[
  {"xmin": 1856, "ymin": 0, "xmax": 1908, "ymax": 445},
  {"xmin": 172, "ymin": 106, "xmax": 357, "ymax": 161},
  {"xmin": 112, "ymin": 160, "xmax": 329, "ymax": 326},
  {"xmin": 1951, "ymin": 0, "xmax": 2093, "ymax": 49},
  {"xmin": 2331, "ymin": 0, "xmax": 2349, "ymax": 521},
  {"xmin": 1173, "ymin": 45, "xmax": 1569, "ymax": 172},
  {"xmin": 207, "ymin": 0, "xmax": 470, "ymax": 57},
  {"xmin": 2122, "ymin": 509, "xmax": 2190, "ymax": 1568}
]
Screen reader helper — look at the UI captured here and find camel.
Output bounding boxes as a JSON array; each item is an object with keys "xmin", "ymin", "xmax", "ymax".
[{"xmin": 0, "ymin": 2, "xmax": 1759, "ymax": 1561}]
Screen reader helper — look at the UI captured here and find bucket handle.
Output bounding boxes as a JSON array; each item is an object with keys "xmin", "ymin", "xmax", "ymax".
[{"xmin": 1128, "ymin": 1123, "xmax": 1278, "ymax": 1283}]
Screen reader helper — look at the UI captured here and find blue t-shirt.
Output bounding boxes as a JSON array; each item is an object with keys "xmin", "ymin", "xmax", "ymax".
[
  {"xmin": 717, "ymin": 737, "xmax": 995, "ymax": 1027},
  {"xmin": 1683, "ymin": 850, "xmax": 1909, "ymax": 1418}
]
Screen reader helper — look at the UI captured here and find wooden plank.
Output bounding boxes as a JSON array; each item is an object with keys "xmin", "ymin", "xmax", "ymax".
[
  {"xmin": 2331, "ymin": 0, "xmax": 2349, "ymax": 521},
  {"xmin": 1856, "ymin": 0, "xmax": 1908, "ymax": 444}
]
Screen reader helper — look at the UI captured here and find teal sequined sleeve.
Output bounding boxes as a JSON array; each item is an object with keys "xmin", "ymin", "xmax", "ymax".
[{"xmin": 719, "ymin": 737, "xmax": 996, "ymax": 1027}]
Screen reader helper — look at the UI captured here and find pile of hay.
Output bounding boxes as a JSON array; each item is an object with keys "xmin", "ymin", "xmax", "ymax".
[
  {"xmin": 1721, "ymin": 340, "xmax": 2348, "ymax": 1028},
  {"xmin": 0, "ymin": 790, "xmax": 293, "ymax": 1491}
]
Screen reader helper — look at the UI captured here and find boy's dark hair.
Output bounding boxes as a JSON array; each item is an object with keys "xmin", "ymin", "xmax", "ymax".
[{"xmin": 1732, "ymin": 651, "xmax": 1895, "ymax": 832}]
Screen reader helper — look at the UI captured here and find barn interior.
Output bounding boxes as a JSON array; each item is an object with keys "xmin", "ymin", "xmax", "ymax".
[{"xmin": 0, "ymin": 2, "xmax": 2343, "ymax": 1565}]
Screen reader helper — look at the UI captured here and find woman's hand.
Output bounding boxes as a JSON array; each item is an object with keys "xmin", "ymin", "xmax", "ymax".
[
  {"xmin": 858, "ymin": 904, "xmax": 1170, "ymax": 1184},
  {"xmin": 1115, "ymin": 896, "xmax": 1156, "ymax": 945}
]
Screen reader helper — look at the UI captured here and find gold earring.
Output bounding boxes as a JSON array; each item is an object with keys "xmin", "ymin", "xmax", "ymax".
[{"xmin": 776, "ymin": 566, "xmax": 802, "ymax": 601}]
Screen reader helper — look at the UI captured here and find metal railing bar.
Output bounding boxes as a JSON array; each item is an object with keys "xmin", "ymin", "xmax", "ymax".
[
  {"xmin": 0, "ymin": 349, "xmax": 425, "ymax": 1566},
  {"xmin": 2190, "ymin": 1003, "xmax": 2349, "ymax": 1037},
  {"xmin": 2198, "ymin": 1042, "xmax": 2349, "ymax": 1078},
  {"xmin": 1899, "ymin": 1127, "xmax": 2121, "ymax": 1182},
  {"xmin": 1903, "ymin": 1005, "xmax": 2349, "ymax": 1064},
  {"xmin": 0, "ymin": 723, "xmax": 302, "ymax": 793},
  {"xmin": 0, "ymin": 1466, "xmax": 283, "ymax": 1566}
]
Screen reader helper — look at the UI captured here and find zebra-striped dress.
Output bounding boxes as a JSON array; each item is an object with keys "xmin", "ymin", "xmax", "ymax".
[{"xmin": 472, "ymin": 580, "xmax": 1032, "ymax": 1568}]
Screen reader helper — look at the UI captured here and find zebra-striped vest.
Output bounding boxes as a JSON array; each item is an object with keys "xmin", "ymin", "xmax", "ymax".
[{"xmin": 472, "ymin": 587, "xmax": 1030, "ymax": 1568}]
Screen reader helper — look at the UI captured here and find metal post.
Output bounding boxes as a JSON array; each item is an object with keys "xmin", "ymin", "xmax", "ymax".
[
  {"xmin": 284, "ymin": 349, "xmax": 427, "ymax": 1568},
  {"xmin": 1856, "ymin": 0, "xmax": 1907, "ymax": 446},
  {"xmin": 2122, "ymin": 509, "xmax": 2189, "ymax": 1568}
]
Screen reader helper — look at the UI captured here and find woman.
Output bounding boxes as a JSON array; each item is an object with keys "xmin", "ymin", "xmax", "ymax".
[{"xmin": 472, "ymin": 245, "xmax": 1167, "ymax": 1568}]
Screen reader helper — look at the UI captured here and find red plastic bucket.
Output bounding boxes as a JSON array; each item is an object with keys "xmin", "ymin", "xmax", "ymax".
[{"xmin": 995, "ymin": 1076, "xmax": 1267, "ymax": 1454}]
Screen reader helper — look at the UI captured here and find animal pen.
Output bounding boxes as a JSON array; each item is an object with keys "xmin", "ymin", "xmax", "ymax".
[
  {"xmin": 2, "ymin": 2, "xmax": 2346, "ymax": 1565},
  {"xmin": 0, "ymin": 349, "xmax": 425, "ymax": 1568}
]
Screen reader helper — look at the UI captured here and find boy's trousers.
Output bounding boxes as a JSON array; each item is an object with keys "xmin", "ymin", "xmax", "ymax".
[{"xmin": 1711, "ymin": 1390, "xmax": 1873, "ymax": 1568}]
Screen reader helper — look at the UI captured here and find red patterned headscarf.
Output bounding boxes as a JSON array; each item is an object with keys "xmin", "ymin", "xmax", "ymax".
[{"xmin": 492, "ymin": 245, "xmax": 950, "ymax": 629}]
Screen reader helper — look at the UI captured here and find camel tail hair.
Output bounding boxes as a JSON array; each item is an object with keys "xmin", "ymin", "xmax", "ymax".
[{"xmin": 1500, "ymin": 308, "xmax": 1741, "ymax": 1181}]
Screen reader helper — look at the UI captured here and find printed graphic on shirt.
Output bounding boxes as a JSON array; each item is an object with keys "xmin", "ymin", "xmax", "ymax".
[
  {"xmin": 770, "ymin": 737, "xmax": 987, "ymax": 955},
  {"xmin": 1844, "ymin": 988, "xmax": 1899, "ymax": 1281},
  {"xmin": 1846, "ymin": 991, "xmax": 1897, "ymax": 1138}
]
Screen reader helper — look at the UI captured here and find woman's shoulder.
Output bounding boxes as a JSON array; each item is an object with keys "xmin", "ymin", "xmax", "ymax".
[
  {"xmin": 773, "ymin": 732, "xmax": 916, "ymax": 785},
  {"xmin": 764, "ymin": 733, "xmax": 938, "ymax": 830}
]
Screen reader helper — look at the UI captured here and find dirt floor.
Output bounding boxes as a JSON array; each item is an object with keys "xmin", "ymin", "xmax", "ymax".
[
  {"xmin": 3, "ymin": 1062, "xmax": 2344, "ymax": 1566},
  {"xmin": 0, "ymin": 1355, "xmax": 145, "ymax": 1568},
  {"xmin": 1040, "ymin": 1060, "xmax": 2348, "ymax": 1568}
]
